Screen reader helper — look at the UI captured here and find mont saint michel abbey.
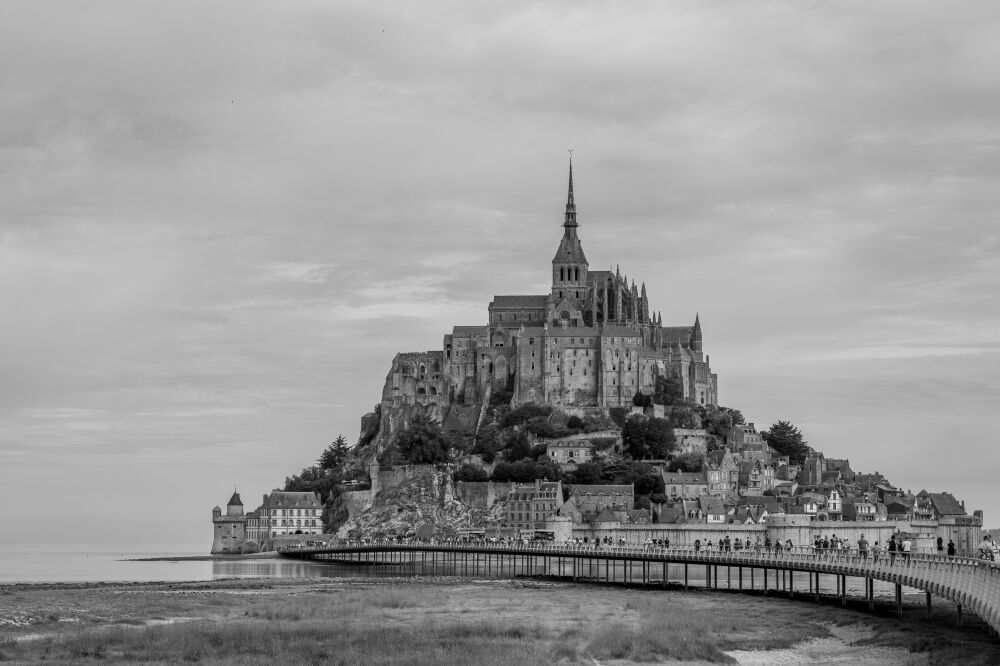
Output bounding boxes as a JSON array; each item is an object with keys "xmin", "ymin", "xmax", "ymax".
[{"xmin": 384, "ymin": 163, "xmax": 718, "ymax": 410}]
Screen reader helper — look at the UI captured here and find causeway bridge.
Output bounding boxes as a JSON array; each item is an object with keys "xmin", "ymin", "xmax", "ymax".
[{"xmin": 279, "ymin": 540, "xmax": 1000, "ymax": 634}]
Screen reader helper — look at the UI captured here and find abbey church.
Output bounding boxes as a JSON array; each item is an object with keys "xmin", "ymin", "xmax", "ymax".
[{"xmin": 384, "ymin": 163, "xmax": 718, "ymax": 410}]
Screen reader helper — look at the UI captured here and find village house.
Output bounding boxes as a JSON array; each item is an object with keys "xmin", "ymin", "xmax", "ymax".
[
  {"xmin": 546, "ymin": 440, "xmax": 595, "ymax": 469},
  {"xmin": 705, "ymin": 448, "xmax": 739, "ymax": 497},
  {"xmin": 504, "ymin": 479, "xmax": 563, "ymax": 531},
  {"xmin": 662, "ymin": 471, "xmax": 709, "ymax": 500},
  {"xmin": 726, "ymin": 423, "xmax": 764, "ymax": 447},
  {"xmin": 915, "ymin": 491, "xmax": 968, "ymax": 520}
]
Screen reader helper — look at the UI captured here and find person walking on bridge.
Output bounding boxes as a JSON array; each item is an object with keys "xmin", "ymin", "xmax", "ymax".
[
  {"xmin": 888, "ymin": 536, "xmax": 898, "ymax": 564},
  {"xmin": 947, "ymin": 539, "xmax": 956, "ymax": 557},
  {"xmin": 858, "ymin": 535, "xmax": 869, "ymax": 559},
  {"xmin": 901, "ymin": 536, "xmax": 912, "ymax": 561}
]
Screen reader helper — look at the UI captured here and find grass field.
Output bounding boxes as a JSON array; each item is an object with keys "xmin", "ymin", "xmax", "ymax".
[{"xmin": 0, "ymin": 577, "xmax": 996, "ymax": 664}]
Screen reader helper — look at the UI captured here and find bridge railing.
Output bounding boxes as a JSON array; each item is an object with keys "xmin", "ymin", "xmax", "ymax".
[{"xmin": 278, "ymin": 539, "xmax": 999, "ymax": 572}]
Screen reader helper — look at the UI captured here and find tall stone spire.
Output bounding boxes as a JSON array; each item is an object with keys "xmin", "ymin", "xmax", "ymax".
[
  {"xmin": 551, "ymin": 158, "xmax": 588, "ymax": 290},
  {"xmin": 691, "ymin": 313, "xmax": 703, "ymax": 353},
  {"xmin": 564, "ymin": 158, "xmax": 577, "ymax": 228}
]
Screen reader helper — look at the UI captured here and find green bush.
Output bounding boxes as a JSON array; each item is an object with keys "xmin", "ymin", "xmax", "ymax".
[
  {"xmin": 608, "ymin": 406, "xmax": 629, "ymax": 428},
  {"xmin": 501, "ymin": 403, "xmax": 552, "ymax": 428}
]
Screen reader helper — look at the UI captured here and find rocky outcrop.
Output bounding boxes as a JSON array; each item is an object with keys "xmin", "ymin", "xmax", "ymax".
[{"xmin": 337, "ymin": 466, "xmax": 504, "ymax": 539}]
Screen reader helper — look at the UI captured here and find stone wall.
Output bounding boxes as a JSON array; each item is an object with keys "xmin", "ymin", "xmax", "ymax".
[
  {"xmin": 561, "ymin": 516, "xmax": 972, "ymax": 553},
  {"xmin": 454, "ymin": 481, "xmax": 517, "ymax": 509},
  {"xmin": 341, "ymin": 489, "xmax": 373, "ymax": 520}
]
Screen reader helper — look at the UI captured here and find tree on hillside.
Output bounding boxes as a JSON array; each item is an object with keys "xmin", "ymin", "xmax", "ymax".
[
  {"xmin": 763, "ymin": 420, "xmax": 811, "ymax": 464},
  {"xmin": 722, "ymin": 407, "xmax": 745, "ymax": 426},
  {"xmin": 504, "ymin": 430, "xmax": 532, "ymax": 461},
  {"xmin": 396, "ymin": 414, "xmax": 452, "ymax": 464},
  {"xmin": 611, "ymin": 462, "xmax": 664, "ymax": 498},
  {"xmin": 491, "ymin": 458, "xmax": 562, "ymax": 483},
  {"xmin": 319, "ymin": 435, "xmax": 350, "ymax": 470},
  {"xmin": 284, "ymin": 466, "xmax": 342, "ymax": 504},
  {"xmin": 653, "ymin": 375, "xmax": 685, "ymax": 406},
  {"xmin": 664, "ymin": 404, "xmax": 699, "ymax": 429},
  {"xmin": 632, "ymin": 390, "xmax": 653, "ymax": 407},
  {"xmin": 667, "ymin": 452, "xmax": 706, "ymax": 473},
  {"xmin": 454, "ymin": 463, "xmax": 489, "ymax": 482},
  {"xmin": 568, "ymin": 462, "xmax": 604, "ymax": 485},
  {"xmin": 622, "ymin": 414, "xmax": 676, "ymax": 460},
  {"xmin": 608, "ymin": 406, "xmax": 629, "ymax": 428}
]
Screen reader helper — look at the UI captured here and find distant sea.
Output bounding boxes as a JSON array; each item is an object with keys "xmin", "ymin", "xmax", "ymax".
[{"xmin": 0, "ymin": 542, "xmax": 368, "ymax": 584}]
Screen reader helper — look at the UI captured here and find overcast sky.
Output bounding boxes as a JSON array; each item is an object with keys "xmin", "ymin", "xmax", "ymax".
[{"xmin": 2, "ymin": 2, "xmax": 999, "ymax": 545}]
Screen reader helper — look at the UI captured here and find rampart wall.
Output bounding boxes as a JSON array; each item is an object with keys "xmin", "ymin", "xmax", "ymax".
[{"xmin": 566, "ymin": 517, "xmax": 979, "ymax": 553}]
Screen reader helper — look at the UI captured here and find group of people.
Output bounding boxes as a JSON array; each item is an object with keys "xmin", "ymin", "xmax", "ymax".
[
  {"xmin": 691, "ymin": 536, "xmax": 795, "ymax": 553},
  {"xmin": 978, "ymin": 535, "xmax": 999, "ymax": 561}
]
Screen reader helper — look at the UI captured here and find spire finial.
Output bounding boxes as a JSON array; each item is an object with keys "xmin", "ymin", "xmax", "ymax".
[{"xmin": 564, "ymin": 151, "xmax": 577, "ymax": 227}]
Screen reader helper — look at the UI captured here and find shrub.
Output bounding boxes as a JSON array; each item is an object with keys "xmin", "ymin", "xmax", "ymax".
[
  {"xmin": 566, "ymin": 415, "xmax": 584, "ymax": 431},
  {"xmin": 454, "ymin": 463, "xmax": 489, "ymax": 483},
  {"xmin": 608, "ymin": 406, "xmax": 628, "ymax": 428},
  {"xmin": 489, "ymin": 387, "xmax": 513, "ymax": 407},
  {"xmin": 501, "ymin": 403, "xmax": 552, "ymax": 428},
  {"xmin": 589, "ymin": 437, "xmax": 617, "ymax": 451}
]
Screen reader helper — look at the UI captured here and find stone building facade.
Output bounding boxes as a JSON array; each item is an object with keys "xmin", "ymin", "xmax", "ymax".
[{"xmin": 382, "ymin": 162, "xmax": 718, "ymax": 410}]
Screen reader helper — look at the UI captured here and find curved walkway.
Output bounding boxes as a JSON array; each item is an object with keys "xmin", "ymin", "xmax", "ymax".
[{"xmin": 280, "ymin": 541, "xmax": 1000, "ymax": 633}]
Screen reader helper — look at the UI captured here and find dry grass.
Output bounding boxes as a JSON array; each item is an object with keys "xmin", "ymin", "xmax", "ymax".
[{"xmin": 0, "ymin": 579, "xmax": 996, "ymax": 664}]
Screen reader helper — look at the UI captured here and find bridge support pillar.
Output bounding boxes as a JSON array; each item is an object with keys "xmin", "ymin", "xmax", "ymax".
[
  {"xmin": 814, "ymin": 572, "xmax": 820, "ymax": 603},
  {"xmin": 895, "ymin": 583, "xmax": 903, "ymax": 618},
  {"xmin": 867, "ymin": 578, "xmax": 874, "ymax": 610},
  {"xmin": 684, "ymin": 563, "xmax": 688, "ymax": 589},
  {"xmin": 738, "ymin": 567, "xmax": 743, "ymax": 590},
  {"xmin": 789, "ymin": 571, "xmax": 794, "ymax": 599},
  {"xmin": 926, "ymin": 591, "xmax": 931, "ymax": 620},
  {"xmin": 956, "ymin": 603, "xmax": 962, "ymax": 627},
  {"xmin": 841, "ymin": 575, "xmax": 847, "ymax": 607},
  {"xmin": 706, "ymin": 565, "xmax": 711, "ymax": 589},
  {"xmin": 763, "ymin": 568, "xmax": 767, "ymax": 596}
]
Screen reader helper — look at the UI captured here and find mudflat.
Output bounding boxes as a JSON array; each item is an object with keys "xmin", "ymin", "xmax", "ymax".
[{"xmin": 0, "ymin": 577, "xmax": 996, "ymax": 664}]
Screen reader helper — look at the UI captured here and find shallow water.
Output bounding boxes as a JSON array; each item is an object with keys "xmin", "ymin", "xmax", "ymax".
[{"xmin": 0, "ymin": 542, "xmax": 382, "ymax": 584}]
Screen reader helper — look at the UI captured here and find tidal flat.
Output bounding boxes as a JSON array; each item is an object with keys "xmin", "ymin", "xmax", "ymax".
[{"xmin": 0, "ymin": 577, "xmax": 996, "ymax": 665}]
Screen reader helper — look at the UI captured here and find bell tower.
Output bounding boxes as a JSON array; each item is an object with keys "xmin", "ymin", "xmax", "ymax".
[{"xmin": 551, "ymin": 159, "xmax": 589, "ymax": 302}]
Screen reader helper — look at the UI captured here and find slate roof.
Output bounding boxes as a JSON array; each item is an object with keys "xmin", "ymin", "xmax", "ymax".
[
  {"xmin": 451, "ymin": 325, "xmax": 488, "ymax": 337},
  {"xmin": 261, "ymin": 491, "xmax": 322, "ymax": 510},
  {"xmin": 228, "ymin": 491, "xmax": 243, "ymax": 506},
  {"xmin": 660, "ymin": 326, "xmax": 694, "ymax": 345},
  {"xmin": 490, "ymin": 295, "xmax": 548, "ymax": 309},
  {"xmin": 657, "ymin": 507, "xmax": 685, "ymax": 524},
  {"xmin": 699, "ymin": 496, "xmax": 726, "ymax": 515},
  {"xmin": 587, "ymin": 270, "xmax": 611, "ymax": 285},
  {"xmin": 662, "ymin": 471, "xmax": 708, "ymax": 485},
  {"xmin": 928, "ymin": 492, "xmax": 966, "ymax": 516},
  {"xmin": 569, "ymin": 484, "xmax": 634, "ymax": 497},
  {"xmin": 593, "ymin": 507, "xmax": 619, "ymax": 523}
]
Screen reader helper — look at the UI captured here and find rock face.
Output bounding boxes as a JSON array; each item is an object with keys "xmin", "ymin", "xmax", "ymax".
[{"xmin": 337, "ymin": 466, "xmax": 503, "ymax": 539}]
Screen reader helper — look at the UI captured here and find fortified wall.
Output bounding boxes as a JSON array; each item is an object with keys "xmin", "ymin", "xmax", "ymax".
[{"xmin": 567, "ymin": 515, "xmax": 981, "ymax": 553}]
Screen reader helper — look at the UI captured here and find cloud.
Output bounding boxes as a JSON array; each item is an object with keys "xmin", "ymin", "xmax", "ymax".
[{"xmin": 2, "ymin": 1, "xmax": 1000, "ymax": 542}]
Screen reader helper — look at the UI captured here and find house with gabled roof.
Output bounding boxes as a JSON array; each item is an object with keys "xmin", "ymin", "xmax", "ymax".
[
  {"xmin": 699, "ymin": 496, "xmax": 727, "ymax": 523},
  {"xmin": 662, "ymin": 470, "xmax": 709, "ymax": 500}
]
